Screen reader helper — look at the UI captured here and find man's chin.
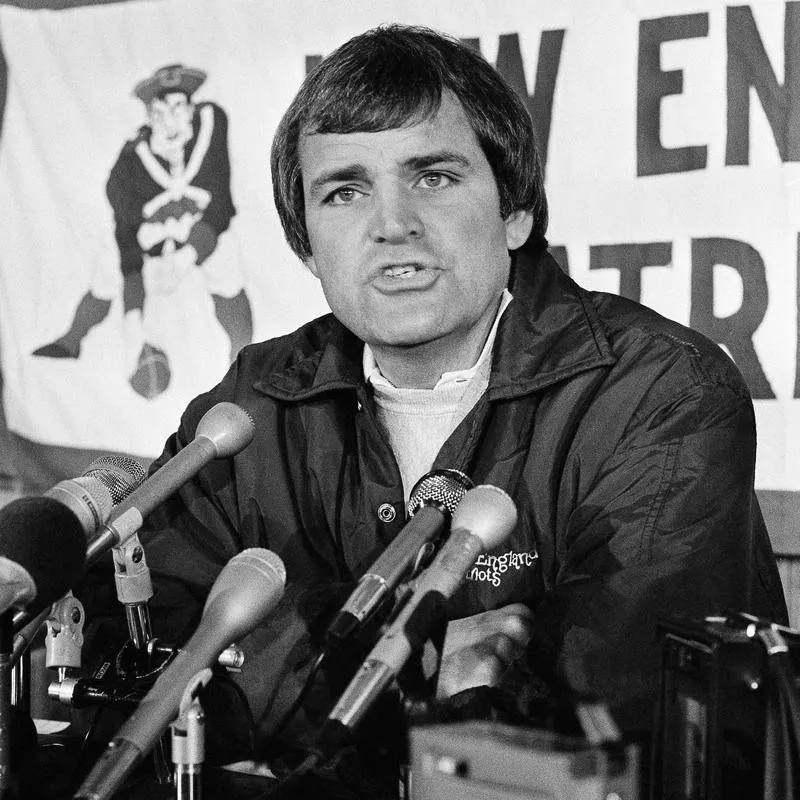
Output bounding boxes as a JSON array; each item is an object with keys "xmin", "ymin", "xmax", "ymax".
[{"xmin": 366, "ymin": 328, "xmax": 443, "ymax": 351}]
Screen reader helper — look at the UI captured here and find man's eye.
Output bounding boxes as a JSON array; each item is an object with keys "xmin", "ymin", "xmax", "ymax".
[
  {"xmin": 327, "ymin": 187, "xmax": 361, "ymax": 205},
  {"xmin": 418, "ymin": 173, "xmax": 452, "ymax": 189}
]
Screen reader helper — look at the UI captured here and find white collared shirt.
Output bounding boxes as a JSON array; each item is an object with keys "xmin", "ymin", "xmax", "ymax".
[{"xmin": 362, "ymin": 289, "xmax": 512, "ymax": 390}]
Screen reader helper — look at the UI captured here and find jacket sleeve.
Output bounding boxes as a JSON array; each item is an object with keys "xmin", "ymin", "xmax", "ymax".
[{"xmin": 528, "ymin": 344, "xmax": 787, "ymax": 734}]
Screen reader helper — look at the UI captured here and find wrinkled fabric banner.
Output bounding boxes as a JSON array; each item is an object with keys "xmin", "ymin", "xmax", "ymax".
[{"xmin": 0, "ymin": 1, "xmax": 797, "ymax": 526}]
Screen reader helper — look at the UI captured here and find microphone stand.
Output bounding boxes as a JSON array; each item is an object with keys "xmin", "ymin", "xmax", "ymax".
[
  {"xmin": 44, "ymin": 593, "xmax": 87, "ymax": 739},
  {"xmin": 171, "ymin": 669, "xmax": 212, "ymax": 800},
  {"xmin": 9, "ymin": 607, "xmax": 51, "ymax": 670},
  {"xmin": 45, "ymin": 593, "xmax": 85, "ymax": 680},
  {"xmin": 9, "ymin": 650, "xmax": 28, "ymax": 713},
  {"xmin": 112, "ymin": 533, "xmax": 153, "ymax": 652},
  {"xmin": 0, "ymin": 610, "xmax": 14, "ymax": 796},
  {"xmin": 111, "ymin": 534, "xmax": 178, "ymax": 785},
  {"xmin": 172, "ymin": 698, "xmax": 204, "ymax": 800}
]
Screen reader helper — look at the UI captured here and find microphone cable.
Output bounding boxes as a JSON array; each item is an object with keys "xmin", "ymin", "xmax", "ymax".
[
  {"xmin": 268, "ymin": 584, "xmax": 405, "ymax": 740},
  {"xmin": 268, "ymin": 649, "xmax": 327, "ymax": 740},
  {"xmin": 251, "ymin": 749, "xmax": 324, "ymax": 800}
]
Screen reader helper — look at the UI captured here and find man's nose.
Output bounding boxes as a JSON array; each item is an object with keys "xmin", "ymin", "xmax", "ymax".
[{"xmin": 368, "ymin": 186, "xmax": 424, "ymax": 243}]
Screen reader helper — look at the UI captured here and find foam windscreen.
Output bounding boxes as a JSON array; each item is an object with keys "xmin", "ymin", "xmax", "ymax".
[{"xmin": 0, "ymin": 496, "xmax": 87, "ymax": 606}]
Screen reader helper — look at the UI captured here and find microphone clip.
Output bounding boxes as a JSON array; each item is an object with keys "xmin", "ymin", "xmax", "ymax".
[{"xmin": 45, "ymin": 592, "xmax": 85, "ymax": 678}]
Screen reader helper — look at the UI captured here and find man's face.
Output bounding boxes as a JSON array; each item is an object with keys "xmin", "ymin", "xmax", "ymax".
[
  {"xmin": 148, "ymin": 92, "xmax": 193, "ymax": 147},
  {"xmin": 300, "ymin": 93, "xmax": 532, "ymax": 373}
]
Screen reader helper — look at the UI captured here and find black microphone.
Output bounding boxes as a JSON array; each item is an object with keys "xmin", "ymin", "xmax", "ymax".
[
  {"xmin": 0, "ymin": 457, "xmax": 146, "ymax": 617},
  {"xmin": 325, "ymin": 469, "xmax": 472, "ymax": 648},
  {"xmin": 320, "ymin": 485, "xmax": 517, "ymax": 749},
  {"xmin": 74, "ymin": 548, "xmax": 286, "ymax": 800},
  {"xmin": 85, "ymin": 402, "xmax": 255, "ymax": 564},
  {"xmin": 0, "ymin": 498, "xmax": 87, "ymax": 616}
]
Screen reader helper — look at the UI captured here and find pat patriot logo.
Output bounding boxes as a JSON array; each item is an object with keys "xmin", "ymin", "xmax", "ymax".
[{"xmin": 466, "ymin": 549, "xmax": 539, "ymax": 587}]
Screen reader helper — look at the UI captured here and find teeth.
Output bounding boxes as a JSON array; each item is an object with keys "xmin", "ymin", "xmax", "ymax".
[{"xmin": 384, "ymin": 265, "xmax": 419, "ymax": 278}]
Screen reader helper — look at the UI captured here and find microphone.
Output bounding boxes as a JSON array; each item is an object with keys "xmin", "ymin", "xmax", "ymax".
[
  {"xmin": 0, "ymin": 498, "xmax": 87, "ymax": 616},
  {"xmin": 74, "ymin": 548, "xmax": 286, "ymax": 800},
  {"xmin": 0, "ymin": 457, "xmax": 146, "ymax": 617},
  {"xmin": 321, "ymin": 485, "xmax": 517, "ymax": 747},
  {"xmin": 45, "ymin": 454, "xmax": 147, "ymax": 536},
  {"xmin": 325, "ymin": 469, "xmax": 472, "ymax": 648},
  {"xmin": 81, "ymin": 455, "xmax": 149, "ymax": 506},
  {"xmin": 85, "ymin": 402, "xmax": 255, "ymax": 564}
]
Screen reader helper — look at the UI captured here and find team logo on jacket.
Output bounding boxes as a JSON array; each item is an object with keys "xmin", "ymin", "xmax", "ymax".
[{"xmin": 466, "ymin": 549, "xmax": 538, "ymax": 587}]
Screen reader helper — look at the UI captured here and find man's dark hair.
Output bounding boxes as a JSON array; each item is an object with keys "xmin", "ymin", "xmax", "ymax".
[{"xmin": 270, "ymin": 24, "xmax": 548, "ymax": 261}]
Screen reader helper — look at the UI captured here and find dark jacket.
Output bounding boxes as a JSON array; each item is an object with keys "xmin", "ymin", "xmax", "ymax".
[{"xmin": 138, "ymin": 244, "xmax": 786, "ymax": 762}]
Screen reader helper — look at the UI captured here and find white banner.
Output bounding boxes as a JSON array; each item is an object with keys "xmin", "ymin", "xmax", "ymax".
[{"xmin": 0, "ymin": 0, "xmax": 797, "ymax": 495}]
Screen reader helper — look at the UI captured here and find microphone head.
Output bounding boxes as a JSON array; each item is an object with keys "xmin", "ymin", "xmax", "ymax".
[
  {"xmin": 450, "ymin": 485, "xmax": 517, "ymax": 552},
  {"xmin": 406, "ymin": 469, "xmax": 473, "ymax": 518},
  {"xmin": 202, "ymin": 548, "xmax": 286, "ymax": 642},
  {"xmin": 82, "ymin": 455, "xmax": 147, "ymax": 505},
  {"xmin": 0, "ymin": 496, "xmax": 87, "ymax": 607},
  {"xmin": 43, "ymin": 457, "xmax": 146, "ymax": 536},
  {"xmin": 46, "ymin": 477, "xmax": 113, "ymax": 533},
  {"xmin": 195, "ymin": 402, "xmax": 256, "ymax": 458}
]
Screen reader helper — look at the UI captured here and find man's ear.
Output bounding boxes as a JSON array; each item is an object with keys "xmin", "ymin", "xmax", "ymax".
[
  {"xmin": 504, "ymin": 210, "xmax": 534, "ymax": 251},
  {"xmin": 305, "ymin": 256, "xmax": 319, "ymax": 278}
]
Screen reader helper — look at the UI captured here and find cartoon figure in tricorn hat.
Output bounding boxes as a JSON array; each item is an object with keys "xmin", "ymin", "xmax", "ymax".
[{"xmin": 34, "ymin": 63, "xmax": 253, "ymax": 399}]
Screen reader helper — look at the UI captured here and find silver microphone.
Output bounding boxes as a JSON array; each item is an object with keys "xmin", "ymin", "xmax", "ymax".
[
  {"xmin": 85, "ymin": 402, "xmax": 255, "ymax": 565},
  {"xmin": 44, "ymin": 455, "xmax": 146, "ymax": 537},
  {"xmin": 325, "ymin": 469, "xmax": 472, "ymax": 648},
  {"xmin": 82, "ymin": 455, "xmax": 148, "ymax": 505}
]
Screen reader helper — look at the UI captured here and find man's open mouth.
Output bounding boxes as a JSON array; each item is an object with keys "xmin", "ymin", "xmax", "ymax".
[{"xmin": 382, "ymin": 264, "xmax": 422, "ymax": 278}]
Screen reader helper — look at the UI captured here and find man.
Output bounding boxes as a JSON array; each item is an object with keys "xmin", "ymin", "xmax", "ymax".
[
  {"xmin": 33, "ymin": 64, "xmax": 253, "ymax": 398},
  {"xmin": 130, "ymin": 24, "xmax": 786, "ymax": 798}
]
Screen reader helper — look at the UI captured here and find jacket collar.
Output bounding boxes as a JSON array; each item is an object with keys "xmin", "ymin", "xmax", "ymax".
[
  {"xmin": 254, "ymin": 244, "xmax": 616, "ymax": 401},
  {"xmin": 487, "ymin": 243, "xmax": 616, "ymax": 399}
]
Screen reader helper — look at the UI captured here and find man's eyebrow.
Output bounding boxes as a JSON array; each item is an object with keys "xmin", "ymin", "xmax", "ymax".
[
  {"xmin": 306, "ymin": 151, "xmax": 472, "ymax": 197},
  {"xmin": 403, "ymin": 151, "xmax": 471, "ymax": 171},
  {"xmin": 307, "ymin": 165, "xmax": 370, "ymax": 197}
]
